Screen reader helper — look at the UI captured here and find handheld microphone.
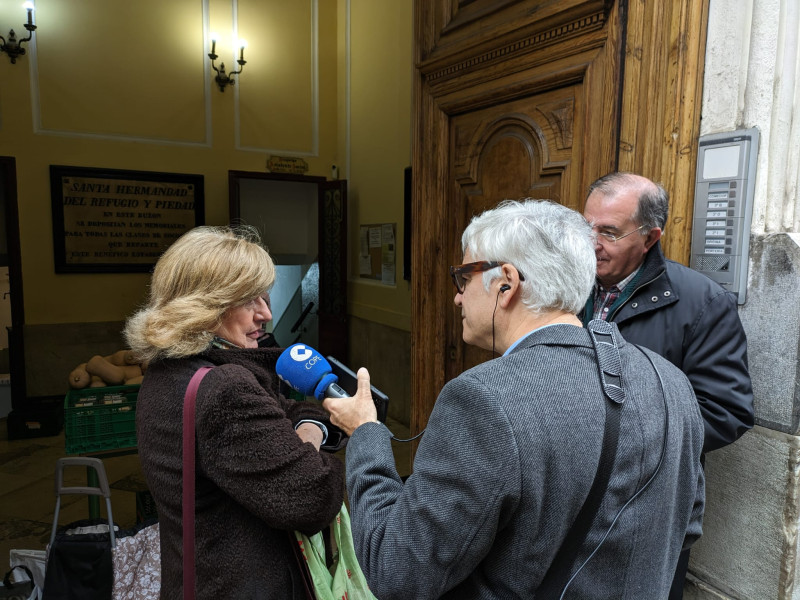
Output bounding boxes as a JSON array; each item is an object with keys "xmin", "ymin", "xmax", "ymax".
[{"xmin": 276, "ymin": 343, "xmax": 348, "ymax": 401}]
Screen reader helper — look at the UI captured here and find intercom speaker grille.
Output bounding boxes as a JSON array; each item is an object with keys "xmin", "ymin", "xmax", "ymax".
[{"xmin": 695, "ymin": 255, "xmax": 730, "ymax": 272}]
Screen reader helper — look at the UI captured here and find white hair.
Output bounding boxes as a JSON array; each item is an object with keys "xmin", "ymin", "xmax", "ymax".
[{"xmin": 461, "ymin": 199, "xmax": 596, "ymax": 315}]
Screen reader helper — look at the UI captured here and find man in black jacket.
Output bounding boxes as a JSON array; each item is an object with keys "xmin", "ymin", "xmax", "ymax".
[{"xmin": 581, "ymin": 172, "xmax": 754, "ymax": 598}]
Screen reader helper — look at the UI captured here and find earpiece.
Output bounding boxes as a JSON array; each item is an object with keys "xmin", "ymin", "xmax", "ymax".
[{"xmin": 500, "ymin": 284, "xmax": 511, "ymax": 293}]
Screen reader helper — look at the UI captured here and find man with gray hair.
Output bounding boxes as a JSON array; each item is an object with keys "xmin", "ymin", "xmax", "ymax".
[
  {"xmin": 581, "ymin": 172, "xmax": 754, "ymax": 598},
  {"xmin": 325, "ymin": 199, "xmax": 705, "ymax": 599}
]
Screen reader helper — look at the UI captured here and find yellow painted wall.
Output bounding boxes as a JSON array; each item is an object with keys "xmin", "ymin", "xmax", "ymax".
[
  {"xmin": 0, "ymin": 0, "xmax": 414, "ymax": 403},
  {"xmin": 0, "ymin": 0, "xmax": 343, "ymax": 325},
  {"xmin": 345, "ymin": 0, "xmax": 413, "ymax": 333}
]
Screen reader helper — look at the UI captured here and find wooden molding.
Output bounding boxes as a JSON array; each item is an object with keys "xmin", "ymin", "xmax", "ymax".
[
  {"xmin": 536, "ymin": 98, "xmax": 575, "ymax": 150},
  {"xmin": 423, "ymin": 12, "xmax": 606, "ymax": 82}
]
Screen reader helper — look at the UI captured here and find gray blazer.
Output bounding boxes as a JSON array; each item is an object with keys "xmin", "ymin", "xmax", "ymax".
[{"xmin": 346, "ymin": 323, "xmax": 704, "ymax": 599}]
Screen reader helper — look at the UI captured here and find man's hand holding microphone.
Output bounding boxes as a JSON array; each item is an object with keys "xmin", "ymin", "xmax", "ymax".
[
  {"xmin": 322, "ymin": 366, "xmax": 378, "ymax": 436},
  {"xmin": 276, "ymin": 343, "xmax": 379, "ymax": 436}
]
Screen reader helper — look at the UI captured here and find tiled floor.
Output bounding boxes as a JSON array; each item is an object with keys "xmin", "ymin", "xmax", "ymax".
[{"xmin": 0, "ymin": 415, "xmax": 412, "ymax": 572}]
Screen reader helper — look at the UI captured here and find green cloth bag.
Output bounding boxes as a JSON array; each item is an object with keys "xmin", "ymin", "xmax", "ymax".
[{"xmin": 294, "ymin": 504, "xmax": 377, "ymax": 600}]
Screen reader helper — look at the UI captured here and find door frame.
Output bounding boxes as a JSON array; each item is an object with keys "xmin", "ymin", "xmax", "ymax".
[
  {"xmin": 0, "ymin": 156, "xmax": 27, "ymax": 408},
  {"xmin": 228, "ymin": 171, "xmax": 348, "ymax": 360}
]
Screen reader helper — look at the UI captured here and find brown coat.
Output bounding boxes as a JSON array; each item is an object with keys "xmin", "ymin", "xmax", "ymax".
[{"xmin": 136, "ymin": 347, "xmax": 344, "ymax": 599}]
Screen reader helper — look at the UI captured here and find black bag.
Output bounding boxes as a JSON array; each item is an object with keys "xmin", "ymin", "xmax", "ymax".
[
  {"xmin": 41, "ymin": 519, "xmax": 115, "ymax": 600},
  {"xmin": 42, "ymin": 458, "xmax": 118, "ymax": 600},
  {"xmin": 1, "ymin": 565, "xmax": 35, "ymax": 600}
]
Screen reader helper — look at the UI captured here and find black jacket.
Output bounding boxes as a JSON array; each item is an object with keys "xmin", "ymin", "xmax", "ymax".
[{"xmin": 583, "ymin": 242, "xmax": 754, "ymax": 452}]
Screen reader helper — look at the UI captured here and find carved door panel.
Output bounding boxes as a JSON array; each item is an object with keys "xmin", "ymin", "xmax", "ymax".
[
  {"xmin": 447, "ymin": 86, "xmax": 581, "ymax": 378},
  {"xmin": 412, "ymin": 0, "xmax": 622, "ymax": 431}
]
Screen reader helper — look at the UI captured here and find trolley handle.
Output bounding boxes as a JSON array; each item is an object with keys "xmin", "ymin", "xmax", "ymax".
[
  {"xmin": 49, "ymin": 457, "xmax": 116, "ymax": 550},
  {"xmin": 54, "ymin": 457, "xmax": 112, "ymax": 497}
]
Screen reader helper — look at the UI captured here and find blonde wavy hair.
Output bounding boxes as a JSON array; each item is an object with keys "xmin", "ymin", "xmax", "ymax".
[{"xmin": 124, "ymin": 225, "xmax": 275, "ymax": 362}]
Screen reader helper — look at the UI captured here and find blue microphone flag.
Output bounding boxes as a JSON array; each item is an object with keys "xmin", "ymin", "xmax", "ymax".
[{"xmin": 276, "ymin": 343, "xmax": 339, "ymax": 401}]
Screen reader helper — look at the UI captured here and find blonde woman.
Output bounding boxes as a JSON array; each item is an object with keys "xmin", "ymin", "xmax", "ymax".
[{"xmin": 126, "ymin": 226, "xmax": 343, "ymax": 599}]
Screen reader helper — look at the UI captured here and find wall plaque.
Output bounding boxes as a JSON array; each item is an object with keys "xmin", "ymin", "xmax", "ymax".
[
  {"xmin": 266, "ymin": 155, "xmax": 309, "ymax": 174},
  {"xmin": 50, "ymin": 165, "xmax": 204, "ymax": 273}
]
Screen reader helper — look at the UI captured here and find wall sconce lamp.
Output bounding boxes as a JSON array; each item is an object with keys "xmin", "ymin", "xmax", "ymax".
[
  {"xmin": 0, "ymin": 2, "xmax": 36, "ymax": 64},
  {"xmin": 208, "ymin": 33, "xmax": 247, "ymax": 92}
]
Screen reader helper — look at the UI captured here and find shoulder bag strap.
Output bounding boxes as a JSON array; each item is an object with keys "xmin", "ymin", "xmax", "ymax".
[
  {"xmin": 538, "ymin": 320, "xmax": 625, "ymax": 598},
  {"xmin": 182, "ymin": 366, "xmax": 213, "ymax": 600}
]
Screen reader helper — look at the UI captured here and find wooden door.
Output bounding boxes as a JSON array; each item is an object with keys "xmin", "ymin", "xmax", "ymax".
[
  {"xmin": 412, "ymin": 0, "xmax": 708, "ymax": 434},
  {"xmin": 448, "ymin": 84, "xmax": 593, "ymax": 374}
]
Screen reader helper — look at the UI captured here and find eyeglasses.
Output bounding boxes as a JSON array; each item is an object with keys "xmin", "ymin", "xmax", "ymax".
[
  {"xmin": 593, "ymin": 224, "xmax": 647, "ymax": 244},
  {"xmin": 244, "ymin": 292, "xmax": 271, "ymax": 311},
  {"xmin": 449, "ymin": 261, "xmax": 525, "ymax": 294}
]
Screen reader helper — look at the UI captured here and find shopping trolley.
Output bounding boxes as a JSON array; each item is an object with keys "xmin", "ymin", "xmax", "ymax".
[{"xmin": 42, "ymin": 457, "xmax": 116, "ymax": 600}]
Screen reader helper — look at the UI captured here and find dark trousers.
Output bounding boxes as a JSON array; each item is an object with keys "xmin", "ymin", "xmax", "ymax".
[{"xmin": 668, "ymin": 547, "xmax": 691, "ymax": 599}]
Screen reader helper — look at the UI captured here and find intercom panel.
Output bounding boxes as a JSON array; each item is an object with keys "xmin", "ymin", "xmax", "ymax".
[{"xmin": 690, "ymin": 128, "xmax": 759, "ymax": 304}]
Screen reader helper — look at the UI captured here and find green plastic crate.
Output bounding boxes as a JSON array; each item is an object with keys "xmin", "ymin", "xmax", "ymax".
[{"xmin": 64, "ymin": 384, "xmax": 140, "ymax": 454}]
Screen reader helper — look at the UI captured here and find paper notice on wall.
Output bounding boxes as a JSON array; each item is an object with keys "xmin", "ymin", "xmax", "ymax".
[
  {"xmin": 359, "ymin": 226, "xmax": 371, "ymax": 275},
  {"xmin": 381, "ymin": 224, "xmax": 396, "ymax": 285},
  {"xmin": 359, "ymin": 254, "xmax": 372, "ymax": 276},
  {"xmin": 359, "ymin": 223, "xmax": 397, "ymax": 284},
  {"xmin": 368, "ymin": 227, "xmax": 382, "ymax": 248}
]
